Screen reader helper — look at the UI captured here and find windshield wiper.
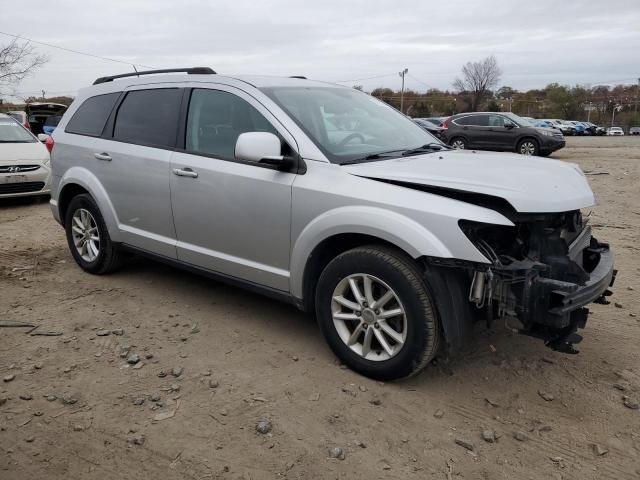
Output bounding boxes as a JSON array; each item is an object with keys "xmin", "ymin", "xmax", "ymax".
[
  {"xmin": 401, "ymin": 143, "xmax": 451, "ymax": 156},
  {"xmin": 341, "ymin": 149, "xmax": 406, "ymax": 165}
]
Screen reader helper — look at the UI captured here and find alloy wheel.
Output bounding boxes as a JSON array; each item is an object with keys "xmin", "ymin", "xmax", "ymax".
[
  {"xmin": 331, "ymin": 273, "xmax": 407, "ymax": 361},
  {"xmin": 71, "ymin": 208, "xmax": 100, "ymax": 262},
  {"xmin": 452, "ymin": 139, "xmax": 465, "ymax": 149},
  {"xmin": 519, "ymin": 141, "xmax": 536, "ymax": 155}
]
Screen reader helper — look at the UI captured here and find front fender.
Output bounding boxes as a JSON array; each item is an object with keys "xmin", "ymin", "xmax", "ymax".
[
  {"xmin": 290, "ymin": 206, "xmax": 454, "ymax": 299},
  {"xmin": 57, "ymin": 167, "xmax": 122, "ymax": 242}
]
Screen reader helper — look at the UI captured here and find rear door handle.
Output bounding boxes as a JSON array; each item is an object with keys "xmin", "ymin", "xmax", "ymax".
[
  {"xmin": 172, "ymin": 167, "xmax": 198, "ymax": 178},
  {"xmin": 94, "ymin": 152, "xmax": 112, "ymax": 161}
]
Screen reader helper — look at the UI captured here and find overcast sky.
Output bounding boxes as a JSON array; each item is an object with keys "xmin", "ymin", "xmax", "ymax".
[{"xmin": 2, "ymin": 0, "xmax": 639, "ymax": 101}]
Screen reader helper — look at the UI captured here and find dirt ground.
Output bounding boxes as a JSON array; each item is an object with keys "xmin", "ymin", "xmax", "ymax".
[{"xmin": 1, "ymin": 136, "xmax": 639, "ymax": 480}]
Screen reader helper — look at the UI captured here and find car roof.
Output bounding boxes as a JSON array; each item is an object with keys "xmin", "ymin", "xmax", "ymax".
[
  {"xmin": 82, "ymin": 73, "xmax": 339, "ymax": 93},
  {"xmin": 73, "ymin": 73, "xmax": 346, "ymax": 104}
]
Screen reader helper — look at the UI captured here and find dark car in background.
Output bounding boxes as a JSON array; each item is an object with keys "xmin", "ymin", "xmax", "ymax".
[
  {"xmin": 42, "ymin": 115, "xmax": 63, "ymax": 136},
  {"xmin": 412, "ymin": 118, "xmax": 445, "ymax": 139},
  {"xmin": 25, "ymin": 103, "xmax": 68, "ymax": 135},
  {"xmin": 441, "ymin": 112, "xmax": 565, "ymax": 156},
  {"xmin": 630, "ymin": 126, "xmax": 640, "ymax": 135},
  {"xmin": 416, "ymin": 116, "xmax": 448, "ymax": 127}
]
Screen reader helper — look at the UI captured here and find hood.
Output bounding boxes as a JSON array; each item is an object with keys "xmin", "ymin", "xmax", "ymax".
[
  {"xmin": 342, "ymin": 149, "xmax": 595, "ymax": 213},
  {"xmin": 0, "ymin": 142, "xmax": 50, "ymax": 164}
]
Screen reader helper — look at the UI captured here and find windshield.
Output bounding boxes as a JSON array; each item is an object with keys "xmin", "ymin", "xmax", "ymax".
[
  {"xmin": 0, "ymin": 118, "xmax": 36, "ymax": 143},
  {"xmin": 44, "ymin": 115, "xmax": 62, "ymax": 127},
  {"xmin": 502, "ymin": 112, "xmax": 534, "ymax": 127},
  {"xmin": 260, "ymin": 86, "xmax": 441, "ymax": 164}
]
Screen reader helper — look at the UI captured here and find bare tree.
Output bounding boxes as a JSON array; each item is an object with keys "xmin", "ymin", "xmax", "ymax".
[
  {"xmin": 453, "ymin": 55, "xmax": 501, "ymax": 111},
  {"xmin": 0, "ymin": 38, "xmax": 49, "ymax": 95}
]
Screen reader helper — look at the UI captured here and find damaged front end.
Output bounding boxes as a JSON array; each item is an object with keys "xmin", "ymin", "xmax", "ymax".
[{"xmin": 456, "ymin": 211, "xmax": 616, "ymax": 353}]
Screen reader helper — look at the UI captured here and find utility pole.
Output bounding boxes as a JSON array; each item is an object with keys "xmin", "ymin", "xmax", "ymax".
[
  {"xmin": 587, "ymin": 102, "xmax": 592, "ymax": 122},
  {"xmin": 636, "ymin": 77, "xmax": 639, "ymax": 113},
  {"xmin": 41, "ymin": 90, "xmax": 45, "ymax": 100},
  {"xmin": 399, "ymin": 68, "xmax": 408, "ymax": 113},
  {"xmin": 611, "ymin": 103, "xmax": 619, "ymax": 126}
]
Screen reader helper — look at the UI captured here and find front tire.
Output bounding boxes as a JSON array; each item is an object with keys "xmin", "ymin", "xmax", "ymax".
[
  {"xmin": 315, "ymin": 246, "xmax": 440, "ymax": 380},
  {"xmin": 65, "ymin": 194, "xmax": 123, "ymax": 274}
]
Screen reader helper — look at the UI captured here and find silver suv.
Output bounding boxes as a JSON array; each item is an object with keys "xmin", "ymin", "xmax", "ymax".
[{"xmin": 50, "ymin": 68, "xmax": 615, "ymax": 380}]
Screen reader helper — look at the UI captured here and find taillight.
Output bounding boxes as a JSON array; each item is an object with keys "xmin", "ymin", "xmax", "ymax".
[
  {"xmin": 442, "ymin": 117, "xmax": 450, "ymax": 129},
  {"xmin": 24, "ymin": 122, "xmax": 31, "ymax": 131},
  {"xmin": 45, "ymin": 136, "xmax": 55, "ymax": 154}
]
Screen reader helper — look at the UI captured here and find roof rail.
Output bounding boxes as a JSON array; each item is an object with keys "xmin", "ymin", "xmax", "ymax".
[
  {"xmin": 289, "ymin": 76, "xmax": 307, "ymax": 79},
  {"xmin": 93, "ymin": 67, "xmax": 216, "ymax": 85}
]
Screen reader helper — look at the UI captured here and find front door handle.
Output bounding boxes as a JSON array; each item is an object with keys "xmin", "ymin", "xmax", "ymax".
[
  {"xmin": 94, "ymin": 152, "xmax": 112, "ymax": 161},
  {"xmin": 172, "ymin": 167, "xmax": 198, "ymax": 178}
]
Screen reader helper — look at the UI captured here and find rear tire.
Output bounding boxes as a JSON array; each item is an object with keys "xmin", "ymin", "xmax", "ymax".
[
  {"xmin": 450, "ymin": 137, "xmax": 467, "ymax": 150},
  {"xmin": 315, "ymin": 245, "xmax": 440, "ymax": 380},
  {"xmin": 64, "ymin": 194, "xmax": 123, "ymax": 274}
]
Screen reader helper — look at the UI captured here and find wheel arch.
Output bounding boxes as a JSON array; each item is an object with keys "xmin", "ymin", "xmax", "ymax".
[
  {"xmin": 290, "ymin": 206, "xmax": 453, "ymax": 309},
  {"xmin": 516, "ymin": 135, "xmax": 539, "ymax": 152},
  {"xmin": 57, "ymin": 167, "xmax": 122, "ymax": 242},
  {"xmin": 448, "ymin": 134, "xmax": 469, "ymax": 147}
]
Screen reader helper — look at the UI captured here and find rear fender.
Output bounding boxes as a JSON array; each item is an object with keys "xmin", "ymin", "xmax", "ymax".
[{"xmin": 57, "ymin": 167, "xmax": 122, "ymax": 242}]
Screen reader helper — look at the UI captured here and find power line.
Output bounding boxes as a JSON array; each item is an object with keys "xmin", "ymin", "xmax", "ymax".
[
  {"xmin": 407, "ymin": 73, "xmax": 435, "ymax": 90},
  {"xmin": 332, "ymin": 73, "xmax": 397, "ymax": 84},
  {"xmin": 0, "ymin": 31, "xmax": 155, "ymax": 69}
]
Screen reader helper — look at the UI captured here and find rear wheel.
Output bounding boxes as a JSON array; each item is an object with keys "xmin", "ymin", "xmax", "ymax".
[
  {"xmin": 315, "ymin": 246, "xmax": 440, "ymax": 380},
  {"xmin": 64, "ymin": 194, "xmax": 123, "ymax": 274},
  {"xmin": 450, "ymin": 137, "xmax": 467, "ymax": 150},
  {"xmin": 517, "ymin": 138, "xmax": 539, "ymax": 156}
]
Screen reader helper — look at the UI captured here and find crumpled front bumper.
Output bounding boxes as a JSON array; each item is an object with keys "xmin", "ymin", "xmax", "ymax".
[
  {"xmin": 508, "ymin": 239, "xmax": 616, "ymax": 352},
  {"xmin": 531, "ymin": 244, "xmax": 615, "ymax": 328}
]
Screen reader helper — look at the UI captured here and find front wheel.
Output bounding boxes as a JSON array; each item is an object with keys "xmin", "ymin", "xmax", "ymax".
[
  {"xmin": 517, "ymin": 138, "xmax": 539, "ymax": 156},
  {"xmin": 64, "ymin": 194, "xmax": 123, "ymax": 274},
  {"xmin": 315, "ymin": 246, "xmax": 440, "ymax": 380}
]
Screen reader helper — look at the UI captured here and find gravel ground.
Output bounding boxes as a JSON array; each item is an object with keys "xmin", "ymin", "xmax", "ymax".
[{"xmin": 1, "ymin": 136, "xmax": 639, "ymax": 479}]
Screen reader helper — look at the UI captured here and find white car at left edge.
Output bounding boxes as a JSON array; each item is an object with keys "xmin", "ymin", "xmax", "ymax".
[{"xmin": 0, "ymin": 113, "xmax": 52, "ymax": 199}]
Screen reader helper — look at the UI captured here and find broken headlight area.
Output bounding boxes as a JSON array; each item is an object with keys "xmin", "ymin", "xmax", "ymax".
[{"xmin": 457, "ymin": 211, "xmax": 616, "ymax": 354}]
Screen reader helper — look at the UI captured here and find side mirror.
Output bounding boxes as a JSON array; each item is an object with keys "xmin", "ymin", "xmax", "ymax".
[
  {"xmin": 235, "ymin": 132, "xmax": 293, "ymax": 170},
  {"xmin": 504, "ymin": 122, "xmax": 515, "ymax": 129},
  {"xmin": 37, "ymin": 133, "xmax": 50, "ymax": 142}
]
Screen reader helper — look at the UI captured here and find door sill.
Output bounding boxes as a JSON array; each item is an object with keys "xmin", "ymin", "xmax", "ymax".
[{"xmin": 121, "ymin": 244, "xmax": 300, "ymax": 308}]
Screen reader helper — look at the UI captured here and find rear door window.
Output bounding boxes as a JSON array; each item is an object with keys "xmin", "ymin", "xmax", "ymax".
[
  {"xmin": 66, "ymin": 93, "xmax": 120, "ymax": 137},
  {"xmin": 455, "ymin": 115, "xmax": 487, "ymax": 126},
  {"xmin": 113, "ymin": 89, "xmax": 182, "ymax": 148}
]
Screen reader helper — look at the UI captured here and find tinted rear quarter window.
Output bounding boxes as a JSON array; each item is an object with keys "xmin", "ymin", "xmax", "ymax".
[
  {"xmin": 455, "ymin": 115, "xmax": 487, "ymax": 126},
  {"xmin": 66, "ymin": 93, "xmax": 120, "ymax": 136},
  {"xmin": 113, "ymin": 89, "xmax": 182, "ymax": 147}
]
